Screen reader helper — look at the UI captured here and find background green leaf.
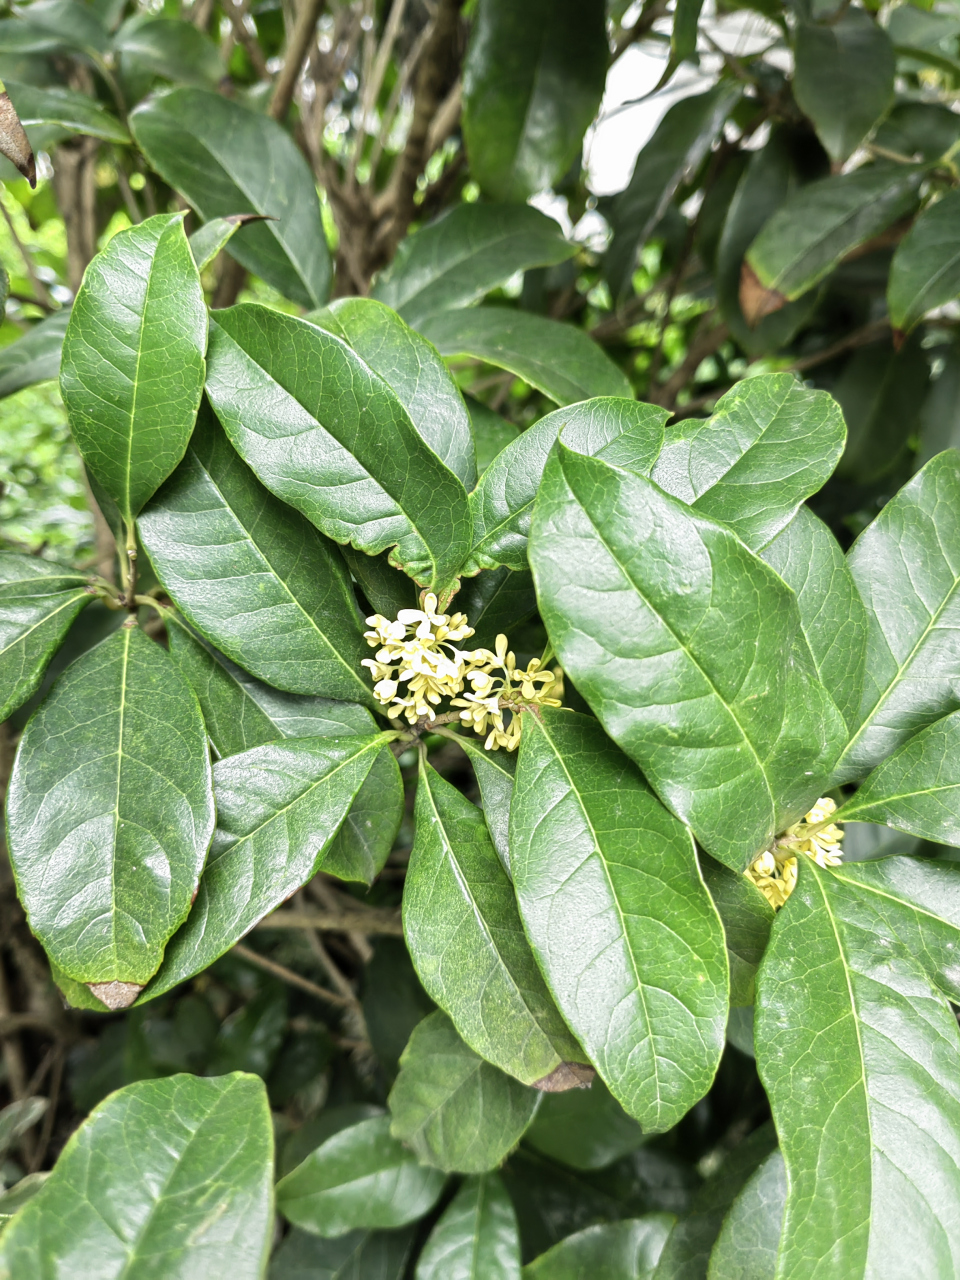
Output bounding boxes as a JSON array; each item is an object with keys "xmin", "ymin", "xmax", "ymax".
[
  {"xmin": 524, "ymin": 1079, "xmax": 645, "ymax": 1172},
  {"xmin": 268, "ymin": 1227, "xmax": 415, "ymax": 1279},
  {"xmin": 706, "ymin": 1150, "xmax": 785, "ymax": 1280},
  {"xmin": 524, "ymin": 1217, "xmax": 675, "ymax": 1280},
  {"xmin": 3, "ymin": 77, "xmax": 128, "ymax": 142},
  {"xmin": 0, "ymin": 309, "xmax": 69, "ymax": 400},
  {"xmin": 415, "ymin": 1173, "xmax": 521, "ymax": 1280},
  {"xmin": 888, "ymin": 190, "xmax": 960, "ymax": 335}
]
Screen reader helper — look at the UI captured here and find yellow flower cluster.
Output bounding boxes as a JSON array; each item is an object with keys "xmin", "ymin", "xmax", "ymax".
[
  {"xmin": 745, "ymin": 797, "xmax": 844, "ymax": 910},
  {"xmin": 362, "ymin": 595, "xmax": 561, "ymax": 750}
]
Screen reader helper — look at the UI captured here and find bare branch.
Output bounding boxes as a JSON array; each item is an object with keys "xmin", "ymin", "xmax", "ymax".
[{"xmin": 269, "ymin": 0, "xmax": 329, "ymax": 121}]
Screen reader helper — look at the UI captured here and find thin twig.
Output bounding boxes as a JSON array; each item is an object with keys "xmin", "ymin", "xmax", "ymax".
[
  {"xmin": 0, "ymin": 196, "xmax": 54, "ymax": 310},
  {"xmin": 232, "ymin": 942, "xmax": 352, "ymax": 1007},
  {"xmin": 256, "ymin": 908, "xmax": 403, "ymax": 935},
  {"xmin": 653, "ymin": 319, "xmax": 729, "ymax": 410},
  {"xmin": 224, "ymin": 0, "xmax": 271, "ymax": 80},
  {"xmin": 785, "ymin": 319, "xmax": 890, "ymax": 374},
  {"xmin": 28, "ymin": 1048, "xmax": 62, "ymax": 1174},
  {"xmin": 269, "ymin": 0, "xmax": 328, "ymax": 121},
  {"xmin": 348, "ymin": 0, "xmax": 409, "ymax": 190},
  {"xmin": 367, "ymin": 15, "xmax": 433, "ymax": 179}
]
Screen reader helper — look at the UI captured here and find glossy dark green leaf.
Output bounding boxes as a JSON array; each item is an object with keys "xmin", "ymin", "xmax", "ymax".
[
  {"xmin": 466, "ymin": 398, "xmax": 667, "ymax": 573},
  {"xmin": 745, "ymin": 163, "xmax": 922, "ymax": 304},
  {"xmin": 0, "ymin": 1072, "xmax": 273, "ymax": 1279},
  {"xmin": 60, "ymin": 212, "xmax": 205, "ymax": 524},
  {"xmin": 164, "ymin": 615, "xmax": 402, "ymax": 884},
  {"xmin": 649, "ymin": 374, "xmax": 845, "ymax": 552},
  {"xmin": 0, "ymin": 552, "xmax": 91, "ymax": 722},
  {"xmin": 204, "ymin": 304, "xmax": 472, "ymax": 595},
  {"xmin": 455, "ymin": 567, "xmax": 538, "ymax": 653},
  {"xmin": 606, "ymin": 83, "xmax": 741, "ymax": 294},
  {"xmin": 525, "ymin": 1217, "xmax": 675, "ymax": 1280},
  {"xmin": 760, "ymin": 505, "xmax": 867, "ymax": 729},
  {"xmin": 130, "ymin": 88, "xmax": 330, "ymax": 308},
  {"xmin": 342, "ymin": 545, "xmax": 418, "ymax": 619},
  {"xmin": 418, "ymin": 309, "xmax": 632, "ymax": 409},
  {"xmin": 268, "ymin": 1226, "xmax": 414, "ymax": 1280},
  {"xmin": 832, "ymin": 334, "xmax": 930, "ymax": 484},
  {"xmin": 699, "ymin": 855, "xmax": 773, "ymax": 1007},
  {"xmin": 189, "ymin": 214, "xmax": 270, "ymax": 273},
  {"xmin": 373, "ymin": 204, "xmax": 575, "ymax": 329},
  {"xmin": 836, "ymin": 710, "xmax": 960, "ymax": 843},
  {"xmin": 529, "ymin": 445, "xmax": 844, "ymax": 867},
  {"xmin": 793, "ymin": 10, "xmax": 894, "ymax": 162},
  {"xmin": 138, "ymin": 410, "xmax": 372, "ymax": 705},
  {"xmin": 449, "ymin": 731, "xmax": 516, "ymax": 873},
  {"xmin": 755, "ymin": 856, "xmax": 960, "ymax": 1279},
  {"xmin": 276, "ymin": 1115, "xmax": 446, "ymax": 1238},
  {"xmin": 308, "ymin": 297, "xmax": 477, "ymax": 491},
  {"xmin": 114, "ymin": 15, "xmax": 221, "ymax": 86},
  {"xmin": 7, "ymin": 624, "xmax": 214, "ymax": 994},
  {"xmin": 0, "ymin": 308, "xmax": 68, "ymax": 399},
  {"xmin": 524, "ymin": 1079, "xmax": 645, "ymax": 1172},
  {"xmin": 416, "ymin": 1174, "xmax": 521, "ymax": 1280},
  {"xmin": 3, "ymin": 77, "xmax": 127, "ymax": 142},
  {"xmin": 467, "ymin": 396, "xmax": 520, "ymax": 475},
  {"xmin": 140, "ymin": 733, "xmax": 392, "ymax": 1001},
  {"xmin": 838, "ymin": 449, "xmax": 960, "ymax": 778},
  {"xmin": 888, "ymin": 190, "xmax": 960, "ymax": 335},
  {"xmin": 874, "ymin": 101, "xmax": 960, "ymax": 163},
  {"xmin": 653, "ymin": 1125, "xmax": 778, "ymax": 1280},
  {"xmin": 707, "ymin": 1150, "xmax": 785, "ymax": 1280},
  {"xmin": 511, "ymin": 709, "xmax": 727, "ymax": 1129},
  {"xmin": 389, "ymin": 1011, "xmax": 538, "ymax": 1173},
  {"xmin": 280, "ymin": 1107, "xmax": 387, "ymax": 1181},
  {"xmin": 404, "ymin": 759, "xmax": 585, "ymax": 1086},
  {"xmin": 462, "ymin": 0, "xmax": 607, "ymax": 202}
]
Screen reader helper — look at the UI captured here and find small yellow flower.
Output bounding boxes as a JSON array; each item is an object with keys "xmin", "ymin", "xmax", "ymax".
[
  {"xmin": 451, "ymin": 633, "xmax": 561, "ymax": 751},
  {"xmin": 745, "ymin": 798, "xmax": 844, "ymax": 910}
]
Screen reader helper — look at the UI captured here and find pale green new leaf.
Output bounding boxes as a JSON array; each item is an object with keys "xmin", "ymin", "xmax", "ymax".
[
  {"xmin": 140, "ymin": 734, "xmax": 392, "ymax": 1002},
  {"xmin": 416, "ymin": 1174, "xmax": 521, "ymax": 1280},
  {"xmin": 204, "ymin": 304, "xmax": 472, "ymax": 595},
  {"xmin": 755, "ymin": 856, "xmax": 960, "ymax": 1280},
  {"xmin": 404, "ymin": 759, "xmax": 585, "ymax": 1086},
  {"xmin": 6, "ymin": 625, "xmax": 214, "ymax": 992},
  {"xmin": 389, "ymin": 1012, "xmax": 538, "ymax": 1174},
  {"xmin": 0, "ymin": 552, "xmax": 91, "ymax": 722},
  {"xmin": 418, "ymin": 308, "xmax": 632, "ymax": 407},
  {"xmin": 511, "ymin": 710, "xmax": 727, "ymax": 1130},
  {"xmin": 0, "ymin": 1073, "xmax": 273, "ymax": 1280},
  {"xmin": 60, "ymin": 212, "xmax": 206, "ymax": 524},
  {"xmin": 838, "ymin": 449, "xmax": 960, "ymax": 778},
  {"xmin": 276, "ymin": 1115, "xmax": 446, "ymax": 1238},
  {"xmin": 372, "ymin": 203, "xmax": 575, "ymax": 328}
]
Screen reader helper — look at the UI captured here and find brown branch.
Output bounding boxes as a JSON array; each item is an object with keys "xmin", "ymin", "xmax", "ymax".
[
  {"xmin": 0, "ymin": 196, "xmax": 53, "ymax": 310},
  {"xmin": 269, "ymin": 0, "xmax": 328, "ymax": 121},
  {"xmin": 256, "ymin": 908, "xmax": 403, "ymax": 935},
  {"xmin": 347, "ymin": 0, "xmax": 409, "ymax": 190},
  {"xmin": 651, "ymin": 319, "xmax": 730, "ymax": 410},
  {"xmin": 785, "ymin": 319, "xmax": 890, "ymax": 375},
  {"xmin": 232, "ymin": 942, "xmax": 353, "ymax": 1007},
  {"xmin": 28, "ymin": 1048, "xmax": 62, "ymax": 1174},
  {"xmin": 224, "ymin": 0, "xmax": 271, "ymax": 80}
]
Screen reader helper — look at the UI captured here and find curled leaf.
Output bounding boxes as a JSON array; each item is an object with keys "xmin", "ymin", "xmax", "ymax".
[{"xmin": 0, "ymin": 91, "xmax": 35, "ymax": 186}]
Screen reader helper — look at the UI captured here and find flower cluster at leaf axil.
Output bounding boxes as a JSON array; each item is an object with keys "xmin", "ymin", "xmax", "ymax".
[
  {"xmin": 745, "ymin": 797, "xmax": 844, "ymax": 909},
  {"xmin": 362, "ymin": 594, "xmax": 561, "ymax": 750}
]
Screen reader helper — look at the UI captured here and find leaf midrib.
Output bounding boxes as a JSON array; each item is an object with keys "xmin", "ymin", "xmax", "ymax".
[{"xmin": 0, "ymin": 589, "xmax": 87, "ymax": 661}]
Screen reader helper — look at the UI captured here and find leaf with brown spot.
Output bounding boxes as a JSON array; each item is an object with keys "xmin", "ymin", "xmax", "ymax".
[
  {"xmin": 739, "ymin": 261, "xmax": 786, "ymax": 327},
  {"xmin": 533, "ymin": 1063, "xmax": 596, "ymax": 1093}
]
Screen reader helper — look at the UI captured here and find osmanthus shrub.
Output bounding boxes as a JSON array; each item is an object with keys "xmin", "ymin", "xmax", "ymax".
[{"xmin": 3, "ymin": 206, "xmax": 960, "ymax": 1279}]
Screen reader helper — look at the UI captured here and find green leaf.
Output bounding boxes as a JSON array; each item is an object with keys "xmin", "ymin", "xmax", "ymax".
[
  {"xmin": 760, "ymin": 505, "xmax": 867, "ymax": 730},
  {"xmin": 308, "ymin": 297, "xmax": 477, "ymax": 491},
  {"xmin": 404, "ymin": 758, "xmax": 585, "ymax": 1087},
  {"xmin": 342, "ymin": 545, "xmax": 418, "ymax": 619},
  {"xmin": 888, "ymin": 190, "xmax": 960, "ymax": 335},
  {"xmin": 0, "ymin": 1175, "xmax": 48, "ymax": 1231},
  {"xmin": 59, "ymin": 212, "xmax": 206, "ymax": 525},
  {"xmin": 0, "ymin": 552, "xmax": 91, "ymax": 722},
  {"xmin": 372, "ymin": 204, "xmax": 576, "ymax": 329},
  {"xmin": 0, "ymin": 1073, "xmax": 273, "ymax": 1279},
  {"xmin": 3, "ymin": 78, "xmax": 127, "ymax": 142},
  {"xmin": 874, "ymin": 101, "xmax": 960, "ymax": 163},
  {"xmin": 449, "ymin": 732, "xmax": 516, "ymax": 873},
  {"xmin": 0, "ymin": 1099, "xmax": 47, "ymax": 1160},
  {"xmin": 189, "ymin": 213, "xmax": 271, "ymax": 273},
  {"xmin": 6, "ymin": 624, "xmax": 214, "ymax": 996},
  {"xmin": 649, "ymin": 374, "xmax": 846, "ymax": 552},
  {"xmin": 389, "ymin": 1012, "xmax": 539, "ymax": 1174},
  {"xmin": 269, "ymin": 1227, "xmax": 415, "ymax": 1280},
  {"xmin": 137, "ymin": 409, "xmax": 373, "ymax": 705},
  {"xmin": 793, "ymin": 10, "xmax": 894, "ymax": 162},
  {"xmin": 7, "ymin": 0, "xmax": 109, "ymax": 56},
  {"xmin": 114, "ymin": 15, "xmax": 222, "ymax": 86},
  {"xmin": 276, "ymin": 1114, "xmax": 446, "ymax": 1238},
  {"xmin": 467, "ymin": 396, "xmax": 520, "ymax": 475},
  {"xmin": 832, "ymin": 334, "xmax": 930, "ymax": 485},
  {"xmin": 606, "ymin": 84, "xmax": 741, "ymax": 294},
  {"xmin": 706, "ymin": 1150, "xmax": 785, "ymax": 1280},
  {"xmin": 524, "ymin": 1217, "xmax": 675, "ymax": 1280},
  {"xmin": 836, "ymin": 709, "xmax": 960, "ymax": 843},
  {"xmin": 466, "ymin": 398, "xmax": 667, "ymax": 573},
  {"xmin": 699, "ymin": 854, "xmax": 773, "ymax": 1007},
  {"xmin": 462, "ymin": 0, "xmax": 607, "ymax": 202},
  {"xmin": 653, "ymin": 1125, "xmax": 778, "ymax": 1280},
  {"xmin": 416, "ymin": 1174, "xmax": 521, "ymax": 1280},
  {"xmin": 745, "ymin": 163, "xmax": 922, "ymax": 304},
  {"xmin": 524, "ymin": 1079, "xmax": 645, "ymax": 1172},
  {"xmin": 511, "ymin": 709, "xmax": 728, "ymax": 1129},
  {"xmin": 130, "ymin": 87, "xmax": 330, "ymax": 308},
  {"xmin": 0, "ymin": 308, "xmax": 68, "ymax": 399},
  {"xmin": 418, "ymin": 309, "xmax": 632, "ymax": 408},
  {"xmin": 755, "ymin": 857, "xmax": 960, "ymax": 1279},
  {"xmin": 164, "ymin": 615, "xmax": 402, "ymax": 884},
  {"xmin": 204, "ymin": 304, "xmax": 472, "ymax": 595},
  {"xmin": 838, "ymin": 449, "xmax": 960, "ymax": 778},
  {"xmin": 455, "ymin": 567, "xmax": 538, "ymax": 652},
  {"xmin": 139, "ymin": 733, "xmax": 392, "ymax": 1002},
  {"xmin": 529, "ymin": 445, "xmax": 844, "ymax": 867}
]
